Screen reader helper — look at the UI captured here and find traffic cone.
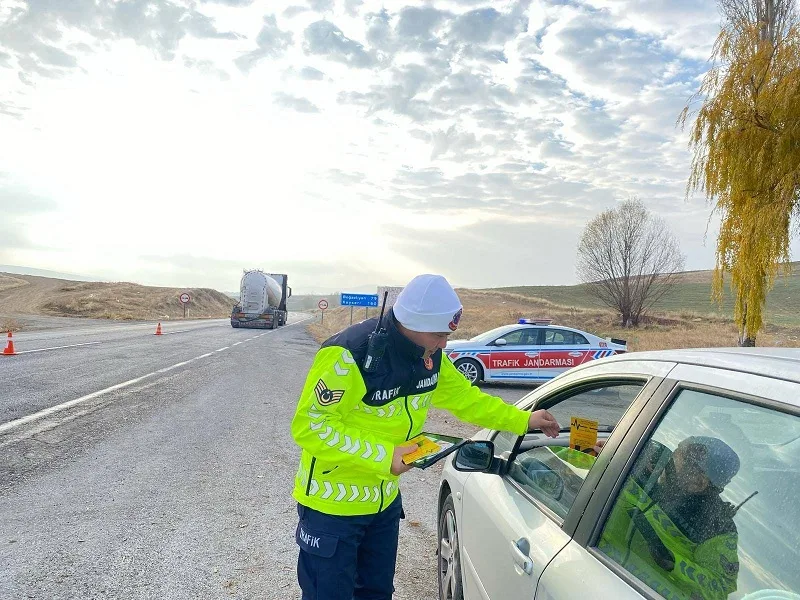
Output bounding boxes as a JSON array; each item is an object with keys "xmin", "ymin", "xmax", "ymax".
[
  {"xmin": 155, "ymin": 322, "xmax": 162, "ymax": 336},
  {"xmin": 2, "ymin": 331, "xmax": 17, "ymax": 356}
]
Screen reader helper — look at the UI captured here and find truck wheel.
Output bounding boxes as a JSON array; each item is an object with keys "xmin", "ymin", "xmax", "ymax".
[
  {"xmin": 454, "ymin": 358, "xmax": 483, "ymax": 385},
  {"xmin": 438, "ymin": 493, "xmax": 464, "ymax": 600}
]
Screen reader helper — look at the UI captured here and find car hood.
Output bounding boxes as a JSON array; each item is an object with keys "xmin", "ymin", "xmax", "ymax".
[{"xmin": 445, "ymin": 339, "xmax": 479, "ymax": 351}]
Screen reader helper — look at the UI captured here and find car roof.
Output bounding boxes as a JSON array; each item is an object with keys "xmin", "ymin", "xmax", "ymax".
[{"xmin": 600, "ymin": 347, "xmax": 800, "ymax": 387}]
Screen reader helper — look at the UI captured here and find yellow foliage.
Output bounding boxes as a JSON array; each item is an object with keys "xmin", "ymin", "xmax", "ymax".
[{"xmin": 683, "ymin": 20, "xmax": 800, "ymax": 343}]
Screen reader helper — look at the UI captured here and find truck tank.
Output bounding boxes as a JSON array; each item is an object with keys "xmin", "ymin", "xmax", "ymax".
[{"xmin": 240, "ymin": 271, "xmax": 282, "ymax": 313}]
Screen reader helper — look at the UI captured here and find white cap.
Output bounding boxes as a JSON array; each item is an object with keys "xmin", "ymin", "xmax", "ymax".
[{"xmin": 393, "ymin": 274, "xmax": 463, "ymax": 333}]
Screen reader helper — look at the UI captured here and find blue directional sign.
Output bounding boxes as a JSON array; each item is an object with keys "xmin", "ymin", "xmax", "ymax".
[{"xmin": 340, "ymin": 293, "xmax": 379, "ymax": 307}]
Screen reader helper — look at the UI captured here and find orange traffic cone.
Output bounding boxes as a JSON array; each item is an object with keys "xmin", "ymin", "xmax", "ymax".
[
  {"xmin": 155, "ymin": 322, "xmax": 162, "ymax": 336},
  {"xmin": 2, "ymin": 331, "xmax": 17, "ymax": 356}
]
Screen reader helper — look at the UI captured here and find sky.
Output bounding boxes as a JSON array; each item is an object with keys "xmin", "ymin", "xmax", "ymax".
[{"xmin": 1, "ymin": 0, "xmax": 797, "ymax": 294}]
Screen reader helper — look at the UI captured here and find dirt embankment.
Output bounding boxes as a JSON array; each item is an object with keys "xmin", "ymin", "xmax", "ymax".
[
  {"xmin": 306, "ymin": 288, "xmax": 800, "ymax": 352},
  {"xmin": 0, "ymin": 272, "xmax": 236, "ymax": 329}
]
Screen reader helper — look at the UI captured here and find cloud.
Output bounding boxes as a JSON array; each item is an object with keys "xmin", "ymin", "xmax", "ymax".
[
  {"xmin": 0, "ymin": 0, "xmax": 242, "ymax": 83},
  {"xmin": 283, "ymin": 6, "xmax": 309, "ymax": 18},
  {"xmin": 388, "ymin": 219, "xmax": 586, "ymax": 288},
  {"xmin": 234, "ymin": 14, "xmax": 293, "ymax": 72},
  {"xmin": 344, "ymin": 0, "xmax": 364, "ymax": 18},
  {"xmin": 303, "ymin": 20, "xmax": 375, "ymax": 68},
  {"xmin": 0, "ymin": 101, "xmax": 28, "ymax": 119},
  {"xmin": 550, "ymin": 11, "xmax": 676, "ymax": 96},
  {"xmin": 183, "ymin": 56, "xmax": 231, "ymax": 81},
  {"xmin": 0, "ymin": 185, "xmax": 58, "ymax": 254},
  {"xmin": 298, "ymin": 66, "xmax": 325, "ymax": 80},
  {"xmin": 199, "ymin": 0, "xmax": 254, "ymax": 5},
  {"xmin": 450, "ymin": 5, "xmax": 528, "ymax": 45},
  {"xmin": 308, "ymin": 0, "xmax": 334, "ymax": 12},
  {"xmin": 273, "ymin": 92, "xmax": 320, "ymax": 113}
]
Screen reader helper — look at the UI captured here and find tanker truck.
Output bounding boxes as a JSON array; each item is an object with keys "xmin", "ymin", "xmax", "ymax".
[{"xmin": 230, "ymin": 270, "xmax": 291, "ymax": 329}]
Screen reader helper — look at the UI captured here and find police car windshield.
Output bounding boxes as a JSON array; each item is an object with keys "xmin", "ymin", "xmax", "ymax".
[{"xmin": 469, "ymin": 326, "xmax": 516, "ymax": 344}]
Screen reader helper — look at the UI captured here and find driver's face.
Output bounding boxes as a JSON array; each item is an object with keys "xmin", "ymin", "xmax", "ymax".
[{"xmin": 671, "ymin": 444, "xmax": 711, "ymax": 494}]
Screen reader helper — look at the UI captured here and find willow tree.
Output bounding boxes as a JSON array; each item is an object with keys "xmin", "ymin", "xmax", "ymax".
[{"xmin": 682, "ymin": 0, "xmax": 800, "ymax": 346}]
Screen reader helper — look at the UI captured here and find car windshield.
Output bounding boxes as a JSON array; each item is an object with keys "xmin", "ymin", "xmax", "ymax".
[{"xmin": 467, "ymin": 326, "xmax": 516, "ymax": 344}]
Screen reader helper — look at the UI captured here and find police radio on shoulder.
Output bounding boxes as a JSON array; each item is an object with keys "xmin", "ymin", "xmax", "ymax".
[{"xmin": 362, "ymin": 291, "xmax": 390, "ymax": 373}]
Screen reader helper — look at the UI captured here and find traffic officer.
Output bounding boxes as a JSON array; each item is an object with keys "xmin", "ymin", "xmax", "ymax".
[{"xmin": 290, "ymin": 273, "xmax": 560, "ymax": 600}]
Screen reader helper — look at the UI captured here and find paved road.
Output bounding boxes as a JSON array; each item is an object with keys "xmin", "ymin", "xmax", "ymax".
[{"xmin": 0, "ymin": 316, "xmax": 533, "ymax": 599}]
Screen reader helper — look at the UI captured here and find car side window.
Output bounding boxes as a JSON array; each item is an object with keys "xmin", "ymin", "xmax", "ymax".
[
  {"xmin": 572, "ymin": 332, "xmax": 589, "ymax": 345},
  {"xmin": 543, "ymin": 329, "xmax": 581, "ymax": 345},
  {"xmin": 496, "ymin": 329, "xmax": 527, "ymax": 346},
  {"xmin": 595, "ymin": 389, "xmax": 800, "ymax": 600},
  {"xmin": 505, "ymin": 382, "xmax": 647, "ymax": 520}
]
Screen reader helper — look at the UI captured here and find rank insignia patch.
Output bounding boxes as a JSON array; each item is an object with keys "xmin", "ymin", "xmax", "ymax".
[{"xmin": 315, "ymin": 379, "xmax": 344, "ymax": 406}]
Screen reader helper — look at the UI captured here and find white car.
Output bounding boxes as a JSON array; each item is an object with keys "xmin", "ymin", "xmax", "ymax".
[
  {"xmin": 445, "ymin": 319, "xmax": 627, "ymax": 384},
  {"xmin": 437, "ymin": 348, "xmax": 800, "ymax": 600}
]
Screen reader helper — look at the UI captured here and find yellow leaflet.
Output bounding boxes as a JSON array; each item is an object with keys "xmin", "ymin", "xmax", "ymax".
[
  {"xmin": 402, "ymin": 434, "xmax": 442, "ymax": 464},
  {"xmin": 569, "ymin": 417, "xmax": 598, "ymax": 453}
]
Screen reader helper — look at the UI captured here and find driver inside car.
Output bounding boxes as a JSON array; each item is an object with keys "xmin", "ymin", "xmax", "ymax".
[{"xmin": 596, "ymin": 436, "xmax": 741, "ymax": 600}]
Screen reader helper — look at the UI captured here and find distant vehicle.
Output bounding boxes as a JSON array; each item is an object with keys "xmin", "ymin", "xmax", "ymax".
[
  {"xmin": 230, "ymin": 270, "xmax": 291, "ymax": 329},
  {"xmin": 437, "ymin": 348, "xmax": 800, "ymax": 600},
  {"xmin": 445, "ymin": 319, "xmax": 626, "ymax": 384}
]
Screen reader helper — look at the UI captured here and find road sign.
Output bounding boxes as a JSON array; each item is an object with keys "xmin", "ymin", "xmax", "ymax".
[
  {"xmin": 377, "ymin": 286, "xmax": 403, "ymax": 308},
  {"xmin": 318, "ymin": 299, "xmax": 329, "ymax": 310},
  {"xmin": 179, "ymin": 293, "xmax": 191, "ymax": 304},
  {"xmin": 340, "ymin": 293, "xmax": 379, "ymax": 307}
]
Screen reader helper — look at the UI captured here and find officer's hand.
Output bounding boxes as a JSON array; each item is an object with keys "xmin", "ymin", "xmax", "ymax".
[
  {"xmin": 391, "ymin": 444, "xmax": 417, "ymax": 476},
  {"xmin": 528, "ymin": 409, "xmax": 559, "ymax": 438}
]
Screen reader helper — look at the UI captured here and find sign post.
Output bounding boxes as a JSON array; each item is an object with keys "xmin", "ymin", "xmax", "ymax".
[
  {"xmin": 318, "ymin": 299, "xmax": 329, "ymax": 323},
  {"xmin": 340, "ymin": 293, "xmax": 378, "ymax": 325},
  {"xmin": 179, "ymin": 293, "xmax": 191, "ymax": 318}
]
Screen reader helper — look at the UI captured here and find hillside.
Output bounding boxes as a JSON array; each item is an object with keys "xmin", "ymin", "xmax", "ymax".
[
  {"xmin": 494, "ymin": 262, "xmax": 800, "ymax": 327},
  {"xmin": 308, "ymin": 287, "xmax": 800, "ymax": 352},
  {"xmin": 0, "ymin": 272, "xmax": 236, "ymax": 329}
]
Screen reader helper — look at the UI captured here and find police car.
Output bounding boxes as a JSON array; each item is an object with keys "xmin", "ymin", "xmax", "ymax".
[{"xmin": 445, "ymin": 319, "xmax": 627, "ymax": 385}]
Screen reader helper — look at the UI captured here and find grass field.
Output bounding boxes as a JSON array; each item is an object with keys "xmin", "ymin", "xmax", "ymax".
[
  {"xmin": 494, "ymin": 262, "xmax": 800, "ymax": 327},
  {"xmin": 308, "ymin": 288, "xmax": 800, "ymax": 352}
]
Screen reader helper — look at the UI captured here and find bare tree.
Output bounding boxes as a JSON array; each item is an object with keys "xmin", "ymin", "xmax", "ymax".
[{"xmin": 576, "ymin": 199, "xmax": 686, "ymax": 326}]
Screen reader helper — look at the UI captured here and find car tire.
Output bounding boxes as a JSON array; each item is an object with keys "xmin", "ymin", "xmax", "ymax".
[
  {"xmin": 438, "ymin": 493, "xmax": 464, "ymax": 600},
  {"xmin": 454, "ymin": 358, "xmax": 483, "ymax": 385}
]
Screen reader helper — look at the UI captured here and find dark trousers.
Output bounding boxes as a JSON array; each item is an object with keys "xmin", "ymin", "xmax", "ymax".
[{"xmin": 296, "ymin": 495, "xmax": 403, "ymax": 600}]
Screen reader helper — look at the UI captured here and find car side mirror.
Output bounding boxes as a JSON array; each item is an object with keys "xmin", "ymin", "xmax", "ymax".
[
  {"xmin": 494, "ymin": 338, "xmax": 507, "ymax": 346},
  {"xmin": 454, "ymin": 441, "xmax": 495, "ymax": 472}
]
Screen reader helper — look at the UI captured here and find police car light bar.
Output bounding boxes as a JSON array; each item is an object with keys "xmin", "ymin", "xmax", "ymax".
[{"xmin": 519, "ymin": 318, "xmax": 553, "ymax": 325}]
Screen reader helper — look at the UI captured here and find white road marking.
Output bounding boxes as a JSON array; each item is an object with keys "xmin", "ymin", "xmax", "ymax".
[
  {"xmin": 15, "ymin": 341, "xmax": 102, "ymax": 355},
  {"xmin": 0, "ymin": 316, "xmax": 314, "ymax": 434}
]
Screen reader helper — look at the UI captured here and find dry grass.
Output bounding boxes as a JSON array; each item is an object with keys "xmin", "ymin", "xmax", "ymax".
[
  {"xmin": 0, "ymin": 272, "xmax": 236, "ymax": 323},
  {"xmin": 307, "ymin": 288, "xmax": 800, "ymax": 351},
  {"xmin": 1, "ymin": 318, "xmax": 21, "ymax": 333}
]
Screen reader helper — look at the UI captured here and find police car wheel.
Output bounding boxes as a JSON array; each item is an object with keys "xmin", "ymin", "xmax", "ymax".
[
  {"xmin": 438, "ymin": 494, "xmax": 464, "ymax": 600},
  {"xmin": 454, "ymin": 358, "xmax": 482, "ymax": 385}
]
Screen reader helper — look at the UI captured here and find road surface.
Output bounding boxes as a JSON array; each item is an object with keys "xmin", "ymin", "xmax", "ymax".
[{"xmin": 0, "ymin": 316, "xmax": 532, "ymax": 599}]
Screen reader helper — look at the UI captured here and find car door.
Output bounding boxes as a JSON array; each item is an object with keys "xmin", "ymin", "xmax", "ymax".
[
  {"xmin": 458, "ymin": 371, "xmax": 665, "ymax": 600},
  {"xmin": 535, "ymin": 364, "xmax": 800, "ymax": 600},
  {"xmin": 486, "ymin": 328, "xmax": 540, "ymax": 383},
  {"xmin": 537, "ymin": 328, "xmax": 590, "ymax": 380}
]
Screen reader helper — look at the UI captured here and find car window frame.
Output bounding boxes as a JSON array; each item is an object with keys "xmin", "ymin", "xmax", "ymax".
[
  {"xmin": 491, "ymin": 373, "xmax": 664, "ymax": 532},
  {"xmin": 577, "ymin": 377, "xmax": 800, "ymax": 600}
]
